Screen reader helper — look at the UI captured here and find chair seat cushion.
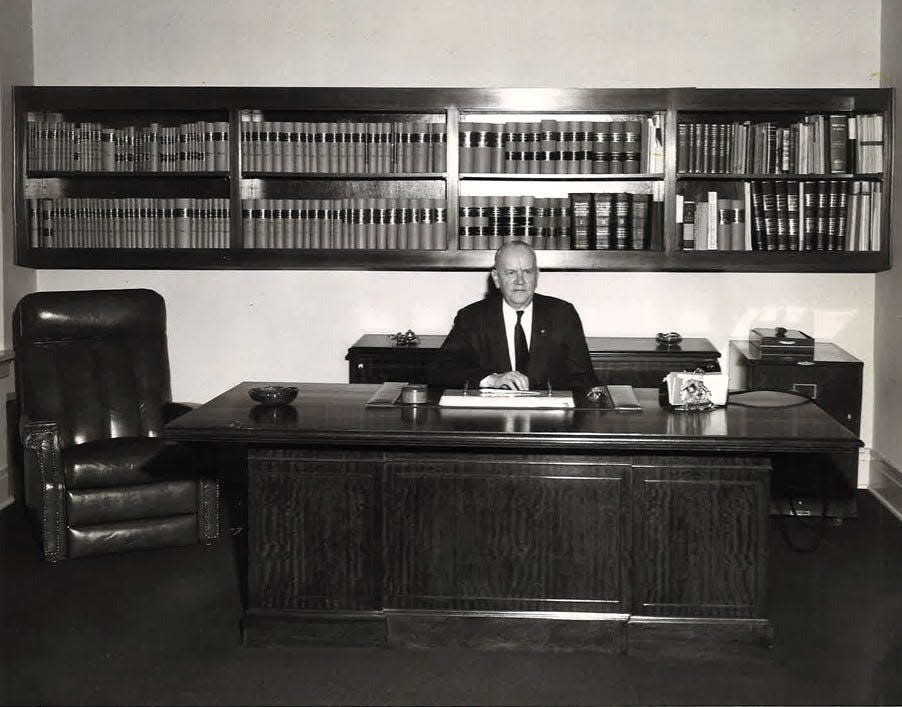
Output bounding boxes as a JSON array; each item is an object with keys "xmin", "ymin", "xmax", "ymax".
[{"xmin": 62, "ymin": 437, "xmax": 199, "ymax": 489}]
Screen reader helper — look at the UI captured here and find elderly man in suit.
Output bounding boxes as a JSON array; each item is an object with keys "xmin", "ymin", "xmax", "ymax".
[{"xmin": 427, "ymin": 240, "xmax": 597, "ymax": 390}]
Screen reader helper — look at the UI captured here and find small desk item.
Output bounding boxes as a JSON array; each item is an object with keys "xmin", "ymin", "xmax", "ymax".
[
  {"xmin": 439, "ymin": 388, "xmax": 575, "ymax": 409},
  {"xmin": 604, "ymin": 384, "xmax": 641, "ymax": 410},
  {"xmin": 749, "ymin": 327, "xmax": 815, "ymax": 358},
  {"xmin": 365, "ymin": 381, "xmax": 408, "ymax": 407}
]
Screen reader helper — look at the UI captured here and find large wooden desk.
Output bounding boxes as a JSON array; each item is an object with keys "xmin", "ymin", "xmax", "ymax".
[{"xmin": 166, "ymin": 383, "xmax": 861, "ymax": 655}]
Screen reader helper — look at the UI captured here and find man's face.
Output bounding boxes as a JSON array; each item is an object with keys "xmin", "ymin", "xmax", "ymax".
[{"xmin": 491, "ymin": 245, "xmax": 538, "ymax": 309}]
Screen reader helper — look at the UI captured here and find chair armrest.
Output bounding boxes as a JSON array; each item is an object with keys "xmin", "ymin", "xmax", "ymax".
[
  {"xmin": 162, "ymin": 401, "xmax": 197, "ymax": 424},
  {"xmin": 22, "ymin": 420, "xmax": 67, "ymax": 561}
]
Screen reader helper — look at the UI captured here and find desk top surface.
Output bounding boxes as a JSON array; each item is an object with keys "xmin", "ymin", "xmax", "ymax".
[{"xmin": 166, "ymin": 382, "xmax": 860, "ymax": 454}]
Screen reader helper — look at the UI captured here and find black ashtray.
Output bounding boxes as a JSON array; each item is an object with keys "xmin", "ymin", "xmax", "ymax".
[
  {"xmin": 248, "ymin": 385, "xmax": 298, "ymax": 406},
  {"xmin": 251, "ymin": 404, "xmax": 298, "ymax": 425}
]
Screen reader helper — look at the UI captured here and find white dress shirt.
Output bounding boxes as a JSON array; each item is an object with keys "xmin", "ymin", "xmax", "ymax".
[{"xmin": 501, "ymin": 299, "xmax": 533, "ymax": 373}]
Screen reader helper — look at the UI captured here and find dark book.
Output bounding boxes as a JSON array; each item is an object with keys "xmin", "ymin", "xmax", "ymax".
[
  {"xmin": 681, "ymin": 199, "xmax": 696, "ymax": 251},
  {"xmin": 592, "ymin": 121, "xmax": 611, "ymax": 174},
  {"xmin": 814, "ymin": 180, "xmax": 829, "ymax": 251},
  {"xmin": 828, "ymin": 115, "xmax": 849, "ymax": 174},
  {"xmin": 717, "ymin": 197, "xmax": 732, "ymax": 250},
  {"xmin": 802, "ymin": 181, "xmax": 817, "ymax": 251},
  {"xmin": 611, "ymin": 192, "xmax": 631, "ymax": 250},
  {"xmin": 631, "ymin": 193, "xmax": 649, "ymax": 250},
  {"xmin": 835, "ymin": 182, "xmax": 849, "ymax": 251},
  {"xmin": 623, "ymin": 120, "xmax": 641, "ymax": 174},
  {"xmin": 826, "ymin": 180, "xmax": 841, "ymax": 250},
  {"xmin": 774, "ymin": 180, "xmax": 789, "ymax": 251},
  {"xmin": 786, "ymin": 183, "xmax": 800, "ymax": 251},
  {"xmin": 677, "ymin": 123, "xmax": 689, "ymax": 173},
  {"xmin": 608, "ymin": 121, "xmax": 625, "ymax": 174},
  {"xmin": 594, "ymin": 193, "xmax": 613, "ymax": 250},
  {"xmin": 570, "ymin": 193, "xmax": 595, "ymax": 249},
  {"xmin": 760, "ymin": 181, "xmax": 777, "ymax": 251}
]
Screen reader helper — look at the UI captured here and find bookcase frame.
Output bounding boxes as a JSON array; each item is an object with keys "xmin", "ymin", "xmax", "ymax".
[{"xmin": 13, "ymin": 86, "xmax": 894, "ymax": 272}]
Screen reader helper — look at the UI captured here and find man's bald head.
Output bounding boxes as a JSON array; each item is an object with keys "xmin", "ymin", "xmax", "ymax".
[{"xmin": 491, "ymin": 240, "xmax": 539, "ymax": 309}]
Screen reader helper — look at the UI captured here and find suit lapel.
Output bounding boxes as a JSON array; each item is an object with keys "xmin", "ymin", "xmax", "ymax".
[
  {"xmin": 486, "ymin": 297, "xmax": 511, "ymax": 372},
  {"xmin": 528, "ymin": 295, "xmax": 549, "ymax": 384}
]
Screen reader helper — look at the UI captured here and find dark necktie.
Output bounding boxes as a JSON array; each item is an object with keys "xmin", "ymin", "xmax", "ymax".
[{"xmin": 514, "ymin": 310, "xmax": 529, "ymax": 374}]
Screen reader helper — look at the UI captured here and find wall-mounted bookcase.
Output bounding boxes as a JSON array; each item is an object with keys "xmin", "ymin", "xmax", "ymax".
[{"xmin": 13, "ymin": 86, "xmax": 893, "ymax": 271}]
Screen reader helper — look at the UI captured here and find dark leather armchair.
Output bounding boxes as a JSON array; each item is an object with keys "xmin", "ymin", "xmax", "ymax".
[{"xmin": 13, "ymin": 288, "xmax": 219, "ymax": 561}]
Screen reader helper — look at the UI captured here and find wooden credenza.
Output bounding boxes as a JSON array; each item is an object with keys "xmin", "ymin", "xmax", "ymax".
[{"xmin": 347, "ymin": 334, "xmax": 721, "ymax": 387}]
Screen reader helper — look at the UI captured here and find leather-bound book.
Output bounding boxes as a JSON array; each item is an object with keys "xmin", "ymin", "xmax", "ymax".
[
  {"xmin": 623, "ymin": 120, "xmax": 641, "ymax": 174},
  {"xmin": 593, "ymin": 121, "xmax": 611, "ymax": 174}
]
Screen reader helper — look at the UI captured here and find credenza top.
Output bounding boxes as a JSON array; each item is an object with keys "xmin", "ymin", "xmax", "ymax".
[
  {"xmin": 165, "ymin": 382, "xmax": 860, "ymax": 454},
  {"xmin": 348, "ymin": 335, "xmax": 720, "ymax": 357}
]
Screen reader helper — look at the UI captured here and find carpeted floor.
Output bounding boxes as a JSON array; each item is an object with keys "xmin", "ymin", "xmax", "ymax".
[{"xmin": 2, "ymin": 490, "xmax": 901, "ymax": 706}]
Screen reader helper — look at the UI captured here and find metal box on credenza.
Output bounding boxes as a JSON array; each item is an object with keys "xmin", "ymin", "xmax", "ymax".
[{"xmin": 730, "ymin": 339, "xmax": 863, "ymax": 519}]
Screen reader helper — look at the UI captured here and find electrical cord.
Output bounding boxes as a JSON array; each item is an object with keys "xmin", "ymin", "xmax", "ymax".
[{"xmin": 728, "ymin": 389, "xmax": 813, "ymax": 409}]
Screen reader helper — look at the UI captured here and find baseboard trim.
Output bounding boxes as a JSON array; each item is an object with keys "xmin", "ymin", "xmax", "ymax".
[{"xmin": 868, "ymin": 452, "xmax": 902, "ymax": 523}]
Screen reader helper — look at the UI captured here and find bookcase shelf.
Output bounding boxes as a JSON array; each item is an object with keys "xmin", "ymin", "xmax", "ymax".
[
  {"xmin": 677, "ymin": 173, "xmax": 883, "ymax": 181},
  {"xmin": 13, "ymin": 86, "xmax": 893, "ymax": 272},
  {"xmin": 460, "ymin": 173, "xmax": 663, "ymax": 181}
]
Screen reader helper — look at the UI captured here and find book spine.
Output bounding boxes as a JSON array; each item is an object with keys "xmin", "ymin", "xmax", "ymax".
[
  {"xmin": 717, "ymin": 198, "xmax": 732, "ymax": 251},
  {"xmin": 570, "ymin": 193, "xmax": 594, "ymax": 249},
  {"xmin": 594, "ymin": 193, "xmax": 613, "ymax": 250},
  {"xmin": 828, "ymin": 115, "xmax": 849, "ymax": 174},
  {"xmin": 459, "ymin": 122, "xmax": 474, "ymax": 173},
  {"xmin": 774, "ymin": 180, "xmax": 789, "ymax": 251},
  {"xmin": 431, "ymin": 121, "xmax": 447, "ymax": 173},
  {"xmin": 681, "ymin": 199, "xmax": 696, "ymax": 251},
  {"xmin": 815, "ymin": 180, "xmax": 829, "ymax": 250},
  {"xmin": 786, "ymin": 183, "xmax": 800, "ymax": 251},
  {"xmin": 623, "ymin": 120, "xmax": 641, "ymax": 174},
  {"xmin": 608, "ymin": 121, "xmax": 624, "ymax": 174},
  {"xmin": 730, "ymin": 198, "xmax": 745, "ymax": 251},
  {"xmin": 613, "ymin": 193, "xmax": 631, "ymax": 250},
  {"xmin": 631, "ymin": 193, "xmax": 649, "ymax": 250}
]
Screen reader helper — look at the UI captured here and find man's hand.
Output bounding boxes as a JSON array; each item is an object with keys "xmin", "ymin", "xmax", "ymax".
[{"xmin": 482, "ymin": 371, "xmax": 530, "ymax": 391}]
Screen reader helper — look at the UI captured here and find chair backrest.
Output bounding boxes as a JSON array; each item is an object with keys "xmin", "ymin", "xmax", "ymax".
[{"xmin": 13, "ymin": 289, "xmax": 173, "ymax": 448}]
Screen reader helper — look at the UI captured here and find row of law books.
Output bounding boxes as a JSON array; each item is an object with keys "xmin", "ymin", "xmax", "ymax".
[
  {"xmin": 27, "ymin": 197, "xmax": 230, "ymax": 249},
  {"xmin": 240, "ymin": 111, "xmax": 447, "ymax": 174},
  {"xmin": 677, "ymin": 180, "xmax": 882, "ymax": 252},
  {"xmin": 25, "ymin": 112, "xmax": 229, "ymax": 173},
  {"xmin": 677, "ymin": 113, "xmax": 884, "ymax": 175},
  {"xmin": 459, "ymin": 193, "xmax": 656, "ymax": 251},
  {"xmin": 241, "ymin": 198, "xmax": 447, "ymax": 250},
  {"xmin": 458, "ymin": 117, "xmax": 664, "ymax": 174}
]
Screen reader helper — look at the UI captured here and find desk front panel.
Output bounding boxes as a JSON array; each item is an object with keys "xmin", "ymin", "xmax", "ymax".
[{"xmin": 384, "ymin": 452, "xmax": 630, "ymax": 613}]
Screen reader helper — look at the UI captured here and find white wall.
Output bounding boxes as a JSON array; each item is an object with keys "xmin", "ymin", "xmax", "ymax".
[
  {"xmin": 875, "ymin": 0, "xmax": 902, "ymax": 470},
  {"xmin": 30, "ymin": 0, "xmax": 884, "ymax": 476},
  {"xmin": 1, "ymin": 0, "xmax": 35, "ymax": 506}
]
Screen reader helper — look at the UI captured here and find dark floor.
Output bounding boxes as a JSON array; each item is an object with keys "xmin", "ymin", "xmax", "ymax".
[{"xmin": 2, "ymin": 491, "xmax": 901, "ymax": 706}]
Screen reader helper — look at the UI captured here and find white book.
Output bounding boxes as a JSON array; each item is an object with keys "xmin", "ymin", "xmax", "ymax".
[
  {"xmin": 694, "ymin": 202, "xmax": 708, "ymax": 250},
  {"xmin": 743, "ymin": 181, "xmax": 753, "ymax": 250},
  {"xmin": 707, "ymin": 190, "xmax": 718, "ymax": 250}
]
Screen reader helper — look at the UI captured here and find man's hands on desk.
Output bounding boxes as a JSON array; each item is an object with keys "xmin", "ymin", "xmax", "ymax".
[{"xmin": 481, "ymin": 371, "xmax": 530, "ymax": 391}]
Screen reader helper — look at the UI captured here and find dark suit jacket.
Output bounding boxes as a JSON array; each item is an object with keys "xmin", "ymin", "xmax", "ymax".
[{"xmin": 426, "ymin": 293, "xmax": 598, "ymax": 389}]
